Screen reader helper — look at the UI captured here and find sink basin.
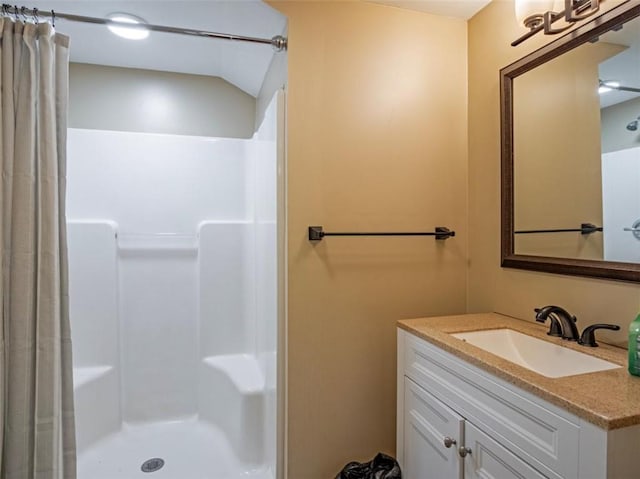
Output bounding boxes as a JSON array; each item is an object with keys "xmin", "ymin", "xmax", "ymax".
[{"xmin": 451, "ymin": 329, "xmax": 621, "ymax": 378}]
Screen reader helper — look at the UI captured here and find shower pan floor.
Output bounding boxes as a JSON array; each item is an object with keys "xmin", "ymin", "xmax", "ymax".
[{"xmin": 78, "ymin": 417, "xmax": 272, "ymax": 479}]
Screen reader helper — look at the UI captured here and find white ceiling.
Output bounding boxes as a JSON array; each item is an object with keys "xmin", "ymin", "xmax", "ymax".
[
  {"xmin": 28, "ymin": 1, "xmax": 287, "ymax": 97},
  {"xmin": 367, "ymin": 0, "xmax": 492, "ymax": 19}
]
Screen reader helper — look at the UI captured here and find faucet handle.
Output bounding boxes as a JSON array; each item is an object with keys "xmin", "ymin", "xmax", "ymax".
[{"xmin": 578, "ymin": 324, "xmax": 621, "ymax": 347}]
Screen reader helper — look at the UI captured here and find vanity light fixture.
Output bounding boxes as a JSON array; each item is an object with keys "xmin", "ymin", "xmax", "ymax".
[
  {"xmin": 515, "ymin": 0, "xmax": 556, "ymax": 30},
  {"xmin": 107, "ymin": 13, "xmax": 149, "ymax": 40},
  {"xmin": 512, "ymin": 0, "xmax": 601, "ymax": 46}
]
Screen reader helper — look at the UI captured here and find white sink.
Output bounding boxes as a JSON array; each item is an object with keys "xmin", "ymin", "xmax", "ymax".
[{"xmin": 452, "ymin": 329, "xmax": 621, "ymax": 378}]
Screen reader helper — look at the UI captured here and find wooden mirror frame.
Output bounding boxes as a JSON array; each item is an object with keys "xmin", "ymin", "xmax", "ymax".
[{"xmin": 501, "ymin": 0, "xmax": 640, "ymax": 283}]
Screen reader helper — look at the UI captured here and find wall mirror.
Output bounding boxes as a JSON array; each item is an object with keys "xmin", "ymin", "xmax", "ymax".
[{"xmin": 501, "ymin": 1, "xmax": 640, "ymax": 282}]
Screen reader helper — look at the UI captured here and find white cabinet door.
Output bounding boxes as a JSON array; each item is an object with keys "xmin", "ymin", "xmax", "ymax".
[
  {"xmin": 404, "ymin": 377, "xmax": 463, "ymax": 479},
  {"xmin": 463, "ymin": 422, "xmax": 548, "ymax": 479}
]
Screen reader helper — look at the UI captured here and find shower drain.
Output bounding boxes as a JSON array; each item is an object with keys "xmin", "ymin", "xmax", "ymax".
[{"xmin": 141, "ymin": 458, "xmax": 165, "ymax": 473}]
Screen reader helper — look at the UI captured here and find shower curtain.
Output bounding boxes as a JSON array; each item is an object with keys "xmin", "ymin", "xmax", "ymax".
[{"xmin": 0, "ymin": 19, "xmax": 76, "ymax": 478}]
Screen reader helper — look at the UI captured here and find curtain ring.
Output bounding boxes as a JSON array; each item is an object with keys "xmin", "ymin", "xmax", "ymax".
[
  {"xmin": 51, "ymin": 9, "xmax": 55, "ymax": 27},
  {"xmin": 19, "ymin": 5, "xmax": 26, "ymax": 22},
  {"xmin": 13, "ymin": 5, "xmax": 18, "ymax": 21},
  {"xmin": 32, "ymin": 7, "xmax": 38, "ymax": 24}
]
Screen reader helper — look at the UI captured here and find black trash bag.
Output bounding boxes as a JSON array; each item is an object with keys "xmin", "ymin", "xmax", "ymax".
[{"xmin": 335, "ymin": 452, "xmax": 401, "ymax": 479}]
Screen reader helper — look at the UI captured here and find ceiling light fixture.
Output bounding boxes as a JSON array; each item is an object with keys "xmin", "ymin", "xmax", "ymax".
[
  {"xmin": 598, "ymin": 80, "xmax": 619, "ymax": 94},
  {"xmin": 598, "ymin": 79, "xmax": 640, "ymax": 95},
  {"xmin": 107, "ymin": 13, "xmax": 149, "ymax": 40}
]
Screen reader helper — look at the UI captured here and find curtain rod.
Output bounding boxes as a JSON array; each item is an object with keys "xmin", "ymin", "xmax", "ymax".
[{"xmin": 1, "ymin": 4, "xmax": 287, "ymax": 51}]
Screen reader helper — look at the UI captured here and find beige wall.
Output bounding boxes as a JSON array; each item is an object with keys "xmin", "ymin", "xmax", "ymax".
[
  {"xmin": 468, "ymin": 1, "xmax": 640, "ymax": 348},
  {"xmin": 269, "ymin": 1, "xmax": 468, "ymax": 477},
  {"xmin": 602, "ymin": 96, "xmax": 640, "ymax": 153},
  {"xmin": 69, "ymin": 63, "xmax": 256, "ymax": 138}
]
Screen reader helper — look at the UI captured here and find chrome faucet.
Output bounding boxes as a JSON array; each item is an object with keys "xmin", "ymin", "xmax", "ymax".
[{"xmin": 534, "ymin": 305, "xmax": 579, "ymax": 341}]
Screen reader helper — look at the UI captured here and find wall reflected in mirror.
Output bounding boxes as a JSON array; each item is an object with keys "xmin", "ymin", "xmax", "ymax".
[{"xmin": 512, "ymin": 14, "xmax": 640, "ymax": 264}]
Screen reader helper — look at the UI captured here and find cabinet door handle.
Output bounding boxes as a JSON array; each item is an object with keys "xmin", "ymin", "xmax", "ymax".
[
  {"xmin": 443, "ymin": 437, "xmax": 457, "ymax": 448},
  {"xmin": 458, "ymin": 446, "xmax": 472, "ymax": 458}
]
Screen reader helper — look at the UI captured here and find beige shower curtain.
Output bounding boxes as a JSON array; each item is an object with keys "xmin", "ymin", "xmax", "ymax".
[{"xmin": 0, "ymin": 19, "xmax": 76, "ymax": 479}]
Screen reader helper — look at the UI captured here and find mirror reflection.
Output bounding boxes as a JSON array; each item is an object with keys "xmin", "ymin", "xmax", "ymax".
[{"xmin": 512, "ymin": 15, "xmax": 640, "ymax": 264}]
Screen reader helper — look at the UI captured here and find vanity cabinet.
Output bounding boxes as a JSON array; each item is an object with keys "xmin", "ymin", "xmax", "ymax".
[
  {"xmin": 404, "ymin": 377, "xmax": 546, "ymax": 479},
  {"xmin": 397, "ymin": 328, "xmax": 640, "ymax": 479}
]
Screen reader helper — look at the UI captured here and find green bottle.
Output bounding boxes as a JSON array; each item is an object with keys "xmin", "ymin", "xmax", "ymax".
[{"xmin": 629, "ymin": 314, "xmax": 640, "ymax": 376}]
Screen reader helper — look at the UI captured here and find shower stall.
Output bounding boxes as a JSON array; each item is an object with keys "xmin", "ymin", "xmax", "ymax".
[{"xmin": 66, "ymin": 93, "xmax": 284, "ymax": 478}]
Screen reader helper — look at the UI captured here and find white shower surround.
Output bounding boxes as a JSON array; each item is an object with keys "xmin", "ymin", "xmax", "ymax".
[
  {"xmin": 66, "ymin": 95, "xmax": 280, "ymax": 478},
  {"xmin": 602, "ymin": 146, "xmax": 640, "ymax": 263}
]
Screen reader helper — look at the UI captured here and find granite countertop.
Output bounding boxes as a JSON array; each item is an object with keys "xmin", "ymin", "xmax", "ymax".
[{"xmin": 398, "ymin": 313, "xmax": 640, "ymax": 430}]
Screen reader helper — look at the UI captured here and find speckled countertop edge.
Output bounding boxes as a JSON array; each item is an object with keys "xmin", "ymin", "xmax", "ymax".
[{"xmin": 398, "ymin": 313, "xmax": 640, "ymax": 430}]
